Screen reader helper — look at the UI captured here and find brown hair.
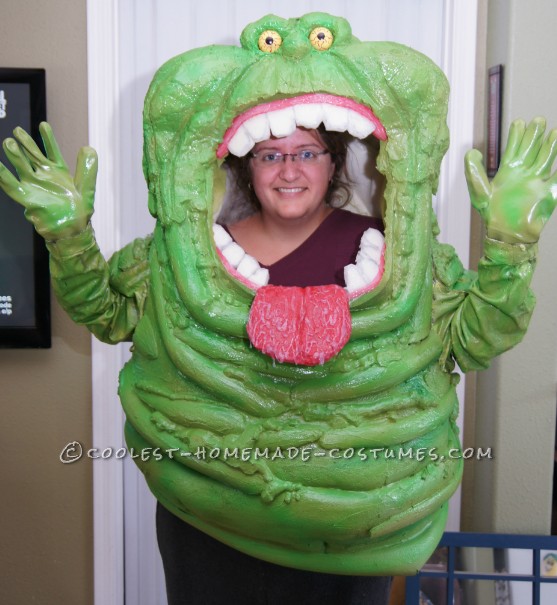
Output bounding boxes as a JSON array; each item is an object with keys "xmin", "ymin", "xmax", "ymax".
[{"xmin": 224, "ymin": 125, "xmax": 353, "ymax": 212}]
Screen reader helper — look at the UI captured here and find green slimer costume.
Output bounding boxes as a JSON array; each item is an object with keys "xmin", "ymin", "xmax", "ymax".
[{"xmin": 2, "ymin": 13, "xmax": 557, "ymax": 576}]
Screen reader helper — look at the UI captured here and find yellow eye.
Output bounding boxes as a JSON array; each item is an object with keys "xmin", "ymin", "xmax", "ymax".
[
  {"xmin": 258, "ymin": 30, "xmax": 282, "ymax": 53},
  {"xmin": 309, "ymin": 27, "xmax": 334, "ymax": 51}
]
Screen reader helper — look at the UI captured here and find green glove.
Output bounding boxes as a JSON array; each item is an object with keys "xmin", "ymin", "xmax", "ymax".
[
  {"xmin": 465, "ymin": 117, "xmax": 557, "ymax": 243},
  {"xmin": 0, "ymin": 122, "xmax": 97, "ymax": 241}
]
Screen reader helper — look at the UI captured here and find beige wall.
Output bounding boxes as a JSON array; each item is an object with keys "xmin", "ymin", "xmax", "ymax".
[
  {"xmin": 465, "ymin": 0, "xmax": 557, "ymax": 533},
  {"xmin": 0, "ymin": 1, "xmax": 93, "ymax": 603}
]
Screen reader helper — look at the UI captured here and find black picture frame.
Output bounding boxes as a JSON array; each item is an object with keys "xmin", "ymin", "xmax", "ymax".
[
  {"xmin": 0, "ymin": 68, "xmax": 51, "ymax": 348},
  {"xmin": 487, "ymin": 64, "xmax": 504, "ymax": 178}
]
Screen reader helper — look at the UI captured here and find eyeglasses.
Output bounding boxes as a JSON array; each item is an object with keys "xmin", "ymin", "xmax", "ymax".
[{"xmin": 250, "ymin": 149, "xmax": 330, "ymax": 167}]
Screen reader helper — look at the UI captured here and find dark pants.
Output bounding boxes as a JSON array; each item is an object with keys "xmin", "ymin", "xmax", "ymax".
[{"xmin": 156, "ymin": 503, "xmax": 392, "ymax": 605}]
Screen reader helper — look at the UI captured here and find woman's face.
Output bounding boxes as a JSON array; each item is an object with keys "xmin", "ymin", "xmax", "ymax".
[{"xmin": 249, "ymin": 128, "xmax": 335, "ymax": 224}]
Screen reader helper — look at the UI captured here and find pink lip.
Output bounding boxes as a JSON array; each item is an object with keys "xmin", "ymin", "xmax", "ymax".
[{"xmin": 216, "ymin": 93, "xmax": 387, "ymax": 159}]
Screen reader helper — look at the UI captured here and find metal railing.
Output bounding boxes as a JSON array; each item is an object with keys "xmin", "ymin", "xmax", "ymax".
[{"xmin": 404, "ymin": 532, "xmax": 557, "ymax": 605}]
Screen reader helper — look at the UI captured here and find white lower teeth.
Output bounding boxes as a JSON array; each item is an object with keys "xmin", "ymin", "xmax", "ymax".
[
  {"xmin": 214, "ymin": 224, "xmax": 382, "ymax": 294},
  {"xmin": 212, "ymin": 224, "xmax": 232, "ymax": 248},
  {"xmin": 361, "ymin": 228, "xmax": 384, "ymax": 250},
  {"xmin": 237, "ymin": 254, "xmax": 260, "ymax": 278},
  {"xmin": 214, "ymin": 224, "xmax": 269, "ymax": 287},
  {"xmin": 344, "ymin": 264, "xmax": 366, "ymax": 292},
  {"xmin": 356, "ymin": 249, "xmax": 372, "ymax": 264},
  {"xmin": 358, "ymin": 258, "xmax": 379, "ymax": 281},
  {"xmin": 250, "ymin": 267, "xmax": 270, "ymax": 286},
  {"xmin": 221, "ymin": 242, "xmax": 245, "ymax": 268},
  {"xmin": 344, "ymin": 228, "xmax": 384, "ymax": 293}
]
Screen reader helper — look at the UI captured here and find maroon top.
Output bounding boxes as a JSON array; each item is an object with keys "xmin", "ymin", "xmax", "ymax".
[{"xmin": 225, "ymin": 208, "xmax": 383, "ymax": 288}]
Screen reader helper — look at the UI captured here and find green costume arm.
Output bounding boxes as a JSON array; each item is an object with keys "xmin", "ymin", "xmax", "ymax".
[
  {"xmin": 46, "ymin": 225, "xmax": 151, "ymax": 344},
  {"xmin": 434, "ymin": 118, "xmax": 557, "ymax": 371},
  {"xmin": 0, "ymin": 123, "xmax": 149, "ymax": 344},
  {"xmin": 432, "ymin": 237, "xmax": 537, "ymax": 372}
]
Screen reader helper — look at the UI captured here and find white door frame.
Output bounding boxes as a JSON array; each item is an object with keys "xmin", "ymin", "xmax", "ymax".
[
  {"xmin": 87, "ymin": 2, "xmax": 125, "ymax": 604},
  {"xmin": 87, "ymin": 1, "xmax": 478, "ymax": 603}
]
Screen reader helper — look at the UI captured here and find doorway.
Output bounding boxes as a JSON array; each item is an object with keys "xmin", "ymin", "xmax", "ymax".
[{"xmin": 87, "ymin": 1, "xmax": 479, "ymax": 603}]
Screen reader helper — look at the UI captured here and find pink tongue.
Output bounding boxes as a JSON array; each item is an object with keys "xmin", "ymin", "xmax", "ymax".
[{"xmin": 247, "ymin": 285, "xmax": 352, "ymax": 366}]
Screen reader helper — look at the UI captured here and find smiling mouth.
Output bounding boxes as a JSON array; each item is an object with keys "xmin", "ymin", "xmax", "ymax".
[
  {"xmin": 213, "ymin": 93, "xmax": 387, "ymax": 365},
  {"xmin": 276, "ymin": 187, "xmax": 306, "ymax": 193}
]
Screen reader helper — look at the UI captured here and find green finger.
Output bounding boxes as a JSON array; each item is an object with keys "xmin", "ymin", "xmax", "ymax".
[
  {"xmin": 0, "ymin": 162, "xmax": 26, "ymax": 205},
  {"xmin": 500, "ymin": 119, "xmax": 525, "ymax": 166},
  {"xmin": 517, "ymin": 117, "xmax": 546, "ymax": 168},
  {"xmin": 39, "ymin": 122, "xmax": 68, "ymax": 168},
  {"xmin": 534, "ymin": 128, "xmax": 557, "ymax": 178},
  {"xmin": 74, "ymin": 146, "xmax": 98, "ymax": 201},
  {"xmin": 464, "ymin": 149, "xmax": 490, "ymax": 209},
  {"xmin": 13, "ymin": 126, "xmax": 50, "ymax": 167},
  {"xmin": 2, "ymin": 137, "xmax": 34, "ymax": 178}
]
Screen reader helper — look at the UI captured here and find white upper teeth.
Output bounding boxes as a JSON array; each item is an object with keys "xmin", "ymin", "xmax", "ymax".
[
  {"xmin": 348, "ymin": 111, "xmax": 376, "ymax": 139},
  {"xmin": 243, "ymin": 113, "xmax": 271, "ymax": 142},
  {"xmin": 227, "ymin": 125, "xmax": 254, "ymax": 157},
  {"xmin": 267, "ymin": 107, "xmax": 297, "ymax": 138},
  {"xmin": 293, "ymin": 104, "xmax": 323, "ymax": 129},
  {"xmin": 227, "ymin": 103, "xmax": 377, "ymax": 157},
  {"xmin": 322, "ymin": 104, "xmax": 349, "ymax": 132},
  {"xmin": 344, "ymin": 228, "xmax": 384, "ymax": 294}
]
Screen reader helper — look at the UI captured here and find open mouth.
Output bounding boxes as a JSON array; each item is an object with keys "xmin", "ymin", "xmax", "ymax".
[
  {"xmin": 211, "ymin": 94, "xmax": 387, "ymax": 366},
  {"xmin": 214, "ymin": 93, "xmax": 387, "ymax": 298}
]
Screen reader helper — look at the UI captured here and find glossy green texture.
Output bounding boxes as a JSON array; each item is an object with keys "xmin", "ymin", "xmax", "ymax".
[
  {"xmin": 465, "ymin": 117, "xmax": 557, "ymax": 243},
  {"xmin": 0, "ymin": 123, "xmax": 97, "ymax": 240},
  {"xmin": 0, "ymin": 12, "xmax": 553, "ymax": 575}
]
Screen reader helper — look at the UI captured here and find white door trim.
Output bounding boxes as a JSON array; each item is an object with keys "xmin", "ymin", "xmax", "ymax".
[
  {"xmin": 87, "ymin": 2, "xmax": 125, "ymax": 604},
  {"xmin": 437, "ymin": 0, "xmax": 479, "ymax": 532},
  {"xmin": 438, "ymin": 0, "xmax": 478, "ymax": 266},
  {"xmin": 87, "ymin": 2, "xmax": 478, "ymax": 602}
]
